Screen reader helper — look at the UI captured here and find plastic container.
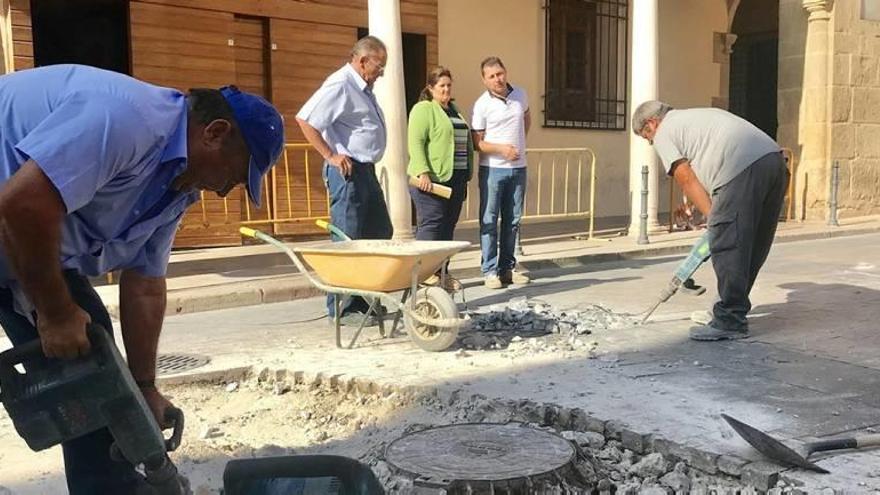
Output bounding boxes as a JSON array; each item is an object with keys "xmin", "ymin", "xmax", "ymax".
[{"xmin": 223, "ymin": 455, "xmax": 384, "ymax": 495}]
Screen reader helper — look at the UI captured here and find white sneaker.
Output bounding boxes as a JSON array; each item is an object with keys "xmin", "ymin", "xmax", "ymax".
[{"xmin": 484, "ymin": 275, "xmax": 503, "ymax": 289}]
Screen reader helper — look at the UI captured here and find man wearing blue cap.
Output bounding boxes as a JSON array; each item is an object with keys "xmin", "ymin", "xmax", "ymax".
[{"xmin": 0, "ymin": 64, "xmax": 284, "ymax": 494}]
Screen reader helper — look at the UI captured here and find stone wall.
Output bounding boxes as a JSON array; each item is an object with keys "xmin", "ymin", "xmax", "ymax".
[
  {"xmin": 829, "ymin": 0, "xmax": 880, "ymax": 218},
  {"xmin": 778, "ymin": 0, "xmax": 820, "ymax": 220}
]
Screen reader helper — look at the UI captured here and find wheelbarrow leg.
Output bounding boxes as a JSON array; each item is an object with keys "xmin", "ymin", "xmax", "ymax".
[
  {"xmin": 343, "ymin": 297, "xmax": 377, "ymax": 350},
  {"xmin": 334, "ymin": 294, "xmax": 342, "ymax": 349},
  {"xmin": 390, "ymin": 289, "xmax": 409, "ymax": 337}
]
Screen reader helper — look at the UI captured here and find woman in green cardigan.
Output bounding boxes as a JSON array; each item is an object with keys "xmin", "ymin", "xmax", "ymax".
[{"xmin": 408, "ymin": 66, "xmax": 473, "ymax": 290}]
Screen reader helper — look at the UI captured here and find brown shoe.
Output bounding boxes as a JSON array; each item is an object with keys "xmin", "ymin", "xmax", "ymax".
[
  {"xmin": 500, "ymin": 270, "xmax": 530, "ymax": 285},
  {"xmin": 442, "ymin": 276, "xmax": 462, "ymax": 292}
]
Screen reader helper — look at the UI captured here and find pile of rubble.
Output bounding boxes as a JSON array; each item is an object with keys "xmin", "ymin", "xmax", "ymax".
[{"xmin": 459, "ymin": 297, "xmax": 635, "ymax": 352}]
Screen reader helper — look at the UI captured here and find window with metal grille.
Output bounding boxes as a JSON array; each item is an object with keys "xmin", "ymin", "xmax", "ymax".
[{"xmin": 544, "ymin": 0, "xmax": 628, "ymax": 130}]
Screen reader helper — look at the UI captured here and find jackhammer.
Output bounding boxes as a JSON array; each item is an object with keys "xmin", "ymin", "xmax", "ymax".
[
  {"xmin": 640, "ymin": 232, "xmax": 711, "ymax": 324},
  {"xmin": 0, "ymin": 324, "xmax": 189, "ymax": 494}
]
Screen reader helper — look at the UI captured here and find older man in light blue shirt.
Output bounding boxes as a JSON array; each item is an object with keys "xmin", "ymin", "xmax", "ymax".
[
  {"xmin": 296, "ymin": 35, "xmax": 393, "ymax": 325},
  {"xmin": 0, "ymin": 64, "xmax": 284, "ymax": 494}
]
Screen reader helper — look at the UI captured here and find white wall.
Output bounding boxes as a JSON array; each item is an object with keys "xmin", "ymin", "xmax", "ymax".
[{"xmin": 438, "ymin": 0, "xmax": 728, "ymax": 222}]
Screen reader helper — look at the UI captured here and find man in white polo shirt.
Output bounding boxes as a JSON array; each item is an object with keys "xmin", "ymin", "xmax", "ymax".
[{"xmin": 471, "ymin": 57, "xmax": 530, "ymax": 289}]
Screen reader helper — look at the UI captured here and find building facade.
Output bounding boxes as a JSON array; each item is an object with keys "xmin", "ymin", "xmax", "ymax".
[{"xmin": 0, "ymin": 0, "xmax": 876, "ymax": 248}]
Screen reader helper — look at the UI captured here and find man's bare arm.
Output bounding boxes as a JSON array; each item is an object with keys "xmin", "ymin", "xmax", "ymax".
[
  {"xmin": 119, "ymin": 269, "xmax": 177, "ymax": 427},
  {"xmin": 671, "ymin": 160, "xmax": 712, "ymax": 217},
  {"xmin": 471, "ymin": 130, "xmax": 520, "ymax": 161},
  {"xmin": 0, "ymin": 160, "xmax": 90, "ymax": 358}
]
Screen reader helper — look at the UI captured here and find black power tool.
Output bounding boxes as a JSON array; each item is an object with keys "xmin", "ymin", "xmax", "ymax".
[{"xmin": 0, "ymin": 324, "xmax": 188, "ymax": 494}]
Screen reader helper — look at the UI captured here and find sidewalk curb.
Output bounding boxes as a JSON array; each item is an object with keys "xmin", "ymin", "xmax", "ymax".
[{"xmin": 105, "ymin": 224, "xmax": 880, "ymax": 319}]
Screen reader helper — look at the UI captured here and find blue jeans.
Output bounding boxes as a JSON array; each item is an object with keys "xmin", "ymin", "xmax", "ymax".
[
  {"xmin": 0, "ymin": 271, "xmax": 149, "ymax": 494},
  {"xmin": 479, "ymin": 166, "xmax": 526, "ymax": 275},
  {"xmin": 323, "ymin": 161, "xmax": 393, "ymax": 316}
]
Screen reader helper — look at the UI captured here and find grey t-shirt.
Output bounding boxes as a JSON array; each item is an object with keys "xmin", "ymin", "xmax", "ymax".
[{"xmin": 652, "ymin": 108, "xmax": 780, "ymax": 192}]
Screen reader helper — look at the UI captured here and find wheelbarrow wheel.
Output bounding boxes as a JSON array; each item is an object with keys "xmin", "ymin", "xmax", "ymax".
[{"xmin": 404, "ymin": 287, "xmax": 459, "ymax": 352}]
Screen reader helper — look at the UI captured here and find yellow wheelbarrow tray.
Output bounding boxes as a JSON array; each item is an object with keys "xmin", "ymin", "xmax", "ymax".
[{"xmin": 240, "ymin": 226, "xmax": 469, "ymax": 352}]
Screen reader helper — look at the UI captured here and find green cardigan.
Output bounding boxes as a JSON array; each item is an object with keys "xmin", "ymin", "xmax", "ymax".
[{"xmin": 407, "ymin": 100, "xmax": 473, "ymax": 183}]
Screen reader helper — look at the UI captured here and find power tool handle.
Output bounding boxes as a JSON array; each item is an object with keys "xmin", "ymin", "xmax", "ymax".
[{"xmin": 164, "ymin": 407, "xmax": 185, "ymax": 452}]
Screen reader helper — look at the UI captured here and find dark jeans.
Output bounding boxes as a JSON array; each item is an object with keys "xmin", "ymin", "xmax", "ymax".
[
  {"xmin": 709, "ymin": 152, "xmax": 789, "ymax": 331},
  {"xmin": 323, "ymin": 161, "xmax": 393, "ymax": 316},
  {"xmin": 409, "ymin": 169, "xmax": 468, "ymax": 241},
  {"xmin": 0, "ymin": 271, "xmax": 148, "ymax": 494},
  {"xmin": 479, "ymin": 166, "xmax": 526, "ymax": 275}
]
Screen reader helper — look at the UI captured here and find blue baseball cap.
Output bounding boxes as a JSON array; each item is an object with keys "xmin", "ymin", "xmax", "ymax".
[{"xmin": 220, "ymin": 86, "xmax": 285, "ymax": 208}]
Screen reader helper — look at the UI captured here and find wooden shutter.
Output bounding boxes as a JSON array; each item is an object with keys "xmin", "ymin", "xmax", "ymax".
[
  {"xmin": 233, "ymin": 16, "xmax": 273, "ymax": 233},
  {"xmin": 130, "ymin": 1, "xmax": 241, "ymax": 248},
  {"xmin": 269, "ymin": 18, "xmax": 354, "ymax": 236},
  {"xmin": 9, "ymin": 0, "xmax": 32, "ymax": 70}
]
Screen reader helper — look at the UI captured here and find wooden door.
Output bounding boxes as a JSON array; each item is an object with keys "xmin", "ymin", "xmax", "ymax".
[
  {"xmin": 130, "ymin": 1, "xmax": 241, "ymax": 248},
  {"xmin": 269, "ymin": 18, "xmax": 355, "ymax": 236}
]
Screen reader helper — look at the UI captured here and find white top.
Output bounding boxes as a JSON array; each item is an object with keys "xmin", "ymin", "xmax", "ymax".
[
  {"xmin": 296, "ymin": 64, "xmax": 387, "ymax": 164},
  {"xmin": 471, "ymin": 85, "xmax": 529, "ymax": 168},
  {"xmin": 652, "ymin": 108, "xmax": 780, "ymax": 192}
]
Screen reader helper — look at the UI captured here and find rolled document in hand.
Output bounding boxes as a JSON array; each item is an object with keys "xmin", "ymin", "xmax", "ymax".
[{"xmin": 408, "ymin": 176, "xmax": 452, "ymax": 199}]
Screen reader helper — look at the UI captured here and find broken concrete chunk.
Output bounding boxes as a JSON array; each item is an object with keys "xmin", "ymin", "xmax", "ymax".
[{"xmin": 628, "ymin": 452, "xmax": 669, "ymax": 478}]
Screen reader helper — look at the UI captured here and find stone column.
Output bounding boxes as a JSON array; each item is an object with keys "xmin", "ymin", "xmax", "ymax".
[
  {"xmin": 628, "ymin": 0, "xmax": 660, "ymax": 236},
  {"xmin": 799, "ymin": 0, "xmax": 833, "ymax": 220},
  {"xmin": 369, "ymin": 0, "xmax": 413, "ymax": 240},
  {"xmin": 0, "ymin": 0, "xmax": 12, "ymax": 74}
]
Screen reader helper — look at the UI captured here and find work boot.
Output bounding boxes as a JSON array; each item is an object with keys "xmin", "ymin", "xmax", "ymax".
[
  {"xmin": 500, "ymin": 270, "xmax": 530, "ymax": 285},
  {"xmin": 689, "ymin": 324, "xmax": 749, "ymax": 341},
  {"xmin": 484, "ymin": 275, "xmax": 503, "ymax": 289},
  {"xmin": 442, "ymin": 276, "xmax": 462, "ymax": 292},
  {"xmin": 690, "ymin": 310, "xmax": 713, "ymax": 326}
]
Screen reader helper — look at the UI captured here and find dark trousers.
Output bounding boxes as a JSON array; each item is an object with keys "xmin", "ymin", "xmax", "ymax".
[
  {"xmin": 709, "ymin": 152, "xmax": 789, "ymax": 331},
  {"xmin": 323, "ymin": 161, "xmax": 393, "ymax": 316},
  {"xmin": 409, "ymin": 169, "xmax": 468, "ymax": 241},
  {"xmin": 0, "ymin": 271, "xmax": 147, "ymax": 494}
]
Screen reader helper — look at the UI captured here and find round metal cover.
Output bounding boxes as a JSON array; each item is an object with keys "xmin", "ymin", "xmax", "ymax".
[
  {"xmin": 385, "ymin": 423, "xmax": 575, "ymax": 487},
  {"xmin": 156, "ymin": 353, "xmax": 210, "ymax": 376}
]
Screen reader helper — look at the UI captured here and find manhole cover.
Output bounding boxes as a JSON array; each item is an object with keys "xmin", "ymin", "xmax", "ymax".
[
  {"xmin": 156, "ymin": 353, "xmax": 210, "ymax": 376},
  {"xmin": 385, "ymin": 423, "xmax": 576, "ymax": 491}
]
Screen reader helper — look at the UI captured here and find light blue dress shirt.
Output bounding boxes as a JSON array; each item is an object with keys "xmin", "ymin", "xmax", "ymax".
[
  {"xmin": 296, "ymin": 64, "xmax": 387, "ymax": 164},
  {"xmin": 0, "ymin": 65, "xmax": 199, "ymax": 304}
]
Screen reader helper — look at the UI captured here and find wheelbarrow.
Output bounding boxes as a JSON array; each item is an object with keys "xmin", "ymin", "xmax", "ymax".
[{"xmin": 240, "ymin": 224, "xmax": 469, "ymax": 352}]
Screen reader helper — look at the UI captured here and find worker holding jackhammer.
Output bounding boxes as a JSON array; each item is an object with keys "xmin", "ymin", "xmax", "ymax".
[
  {"xmin": 632, "ymin": 101, "xmax": 788, "ymax": 341},
  {"xmin": 0, "ymin": 64, "xmax": 283, "ymax": 493}
]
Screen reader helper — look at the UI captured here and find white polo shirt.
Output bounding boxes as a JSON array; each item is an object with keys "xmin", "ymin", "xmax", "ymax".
[{"xmin": 471, "ymin": 85, "xmax": 529, "ymax": 168}]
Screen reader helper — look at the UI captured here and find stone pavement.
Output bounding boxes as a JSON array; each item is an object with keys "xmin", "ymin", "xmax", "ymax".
[
  {"xmin": 55, "ymin": 230, "xmax": 880, "ymax": 493},
  {"xmin": 4, "ymin": 222, "xmax": 880, "ymax": 493},
  {"xmin": 94, "ymin": 215, "xmax": 880, "ymax": 319},
  {"xmin": 135, "ymin": 231, "xmax": 880, "ymax": 492}
]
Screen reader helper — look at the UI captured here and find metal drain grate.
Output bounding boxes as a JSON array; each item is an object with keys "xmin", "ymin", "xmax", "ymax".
[{"xmin": 156, "ymin": 353, "xmax": 210, "ymax": 376}]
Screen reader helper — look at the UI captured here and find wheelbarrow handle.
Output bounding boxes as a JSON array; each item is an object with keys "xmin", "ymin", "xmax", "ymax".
[{"xmin": 315, "ymin": 220, "xmax": 352, "ymax": 241}]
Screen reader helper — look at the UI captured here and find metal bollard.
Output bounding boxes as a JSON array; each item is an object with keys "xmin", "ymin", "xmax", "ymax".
[
  {"xmin": 638, "ymin": 165, "xmax": 650, "ymax": 244},
  {"xmin": 828, "ymin": 161, "xmax": 840, "ymax": 227}
]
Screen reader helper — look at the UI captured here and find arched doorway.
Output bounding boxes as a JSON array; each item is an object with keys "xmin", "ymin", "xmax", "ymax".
[{"xmin": 728, "ymin": 0, "xmax": 779, "ymax": 139}]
